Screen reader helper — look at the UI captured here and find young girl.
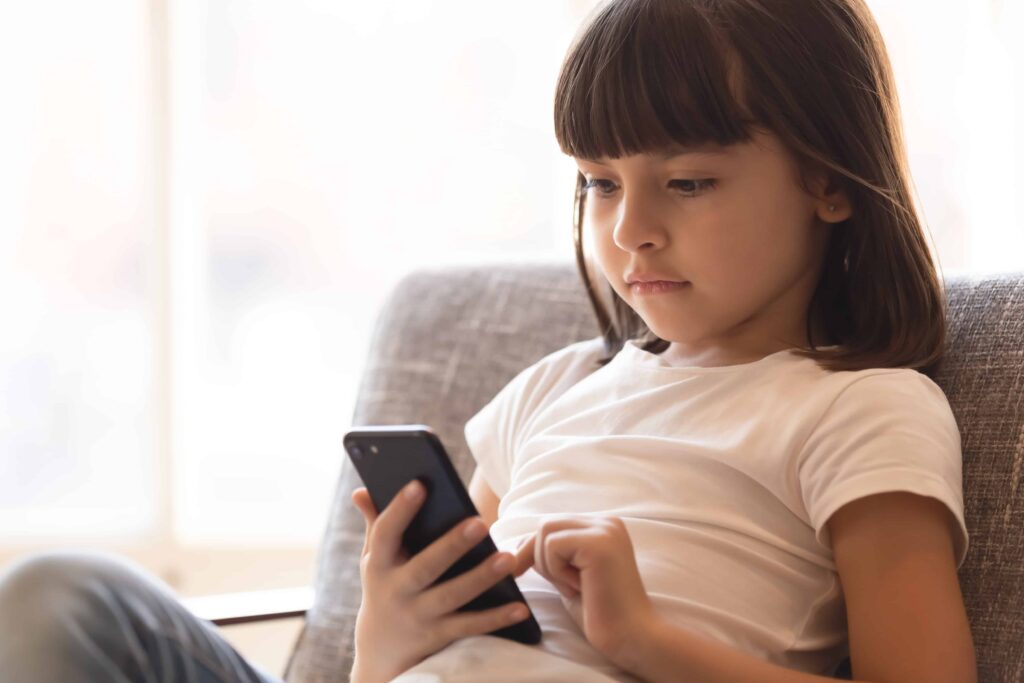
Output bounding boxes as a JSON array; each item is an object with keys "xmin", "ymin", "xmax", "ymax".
[
  {"xmin": 0, "ymin": 1, "xmax": 974, "ymax": 682},
  {"xmin": 350, "ymin": 1, "xmax": 975, "ymax": 682}
]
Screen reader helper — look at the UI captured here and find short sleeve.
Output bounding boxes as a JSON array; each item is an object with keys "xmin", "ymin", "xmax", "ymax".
[
  {"xmin": 463, "ymin": 371, "xmax": 526, "ymax": 499},
  {"xmin": 798, "ymin": 370, "xmax": 969, "ymax": 569},
  {"xmin": 464, "ymin": 337, "xmax": 605, "ymax": 499}
]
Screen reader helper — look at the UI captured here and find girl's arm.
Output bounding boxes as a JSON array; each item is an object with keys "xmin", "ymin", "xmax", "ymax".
[{"xmin": 618, "ymin": 491, "xmax": 976, "ymax": 683}]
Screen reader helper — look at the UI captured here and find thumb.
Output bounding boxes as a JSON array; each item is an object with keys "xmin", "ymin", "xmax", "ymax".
[
  {"xmin": 351, "ymin": 487, "xmax": 378, "ymax": 524},
  {"xmin": 351, "ymin": 488, "xmax": 378, "ymax": 558}
]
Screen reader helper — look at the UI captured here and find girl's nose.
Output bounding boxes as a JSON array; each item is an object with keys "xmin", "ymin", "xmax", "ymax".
[
  {"xmin": 613, "ymin": 217, "xmax": 667, "ymax": 253},
  {"xmin": 610, "ymin": 190, "xmax": 670, "ymax": 251}
]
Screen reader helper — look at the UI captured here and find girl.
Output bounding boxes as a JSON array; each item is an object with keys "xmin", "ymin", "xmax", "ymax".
[
  {"xmin": 0, "ymin": 1, "xmax": 974, "ymax": 682},
  {"xmin": 350, "ymin": 1, "xmax": 974, "ymax": 682}
]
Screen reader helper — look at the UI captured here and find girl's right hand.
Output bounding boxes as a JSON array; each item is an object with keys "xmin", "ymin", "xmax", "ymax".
[{"xmin": 349, "ymin": 480, "xmax": 530, "ymax": 683}]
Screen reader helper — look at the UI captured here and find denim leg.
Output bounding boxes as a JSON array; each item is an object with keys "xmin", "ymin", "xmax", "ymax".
[{"xmin": 0, "ymin": 549, "xmax": 285, "ymax": 683}]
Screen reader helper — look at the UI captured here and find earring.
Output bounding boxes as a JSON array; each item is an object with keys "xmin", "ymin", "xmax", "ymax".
[{"xmin": 828, "ymin": 204, "xmax": 836, "ymax": 212}]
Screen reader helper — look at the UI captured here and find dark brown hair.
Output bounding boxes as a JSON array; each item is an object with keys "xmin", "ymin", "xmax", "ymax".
[{"xmin": 553, "ymin": 0, "xmax": 948, "ymax": 377}]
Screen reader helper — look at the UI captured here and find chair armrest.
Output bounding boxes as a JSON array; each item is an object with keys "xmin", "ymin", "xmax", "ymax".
[{"xmin": 180, "ymin": 586, "xmax": 314, "ymax": 627}]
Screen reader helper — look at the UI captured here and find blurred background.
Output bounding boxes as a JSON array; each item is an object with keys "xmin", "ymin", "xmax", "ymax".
[{"xmin": 0, "ymin": 0, "xmax": 1020, "ymax": 674}]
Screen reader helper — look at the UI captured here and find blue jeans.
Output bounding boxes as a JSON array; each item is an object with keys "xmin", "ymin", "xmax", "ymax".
[{"xmin": 0, "ymin": 549, "xmax": 285, "ymax": 682}]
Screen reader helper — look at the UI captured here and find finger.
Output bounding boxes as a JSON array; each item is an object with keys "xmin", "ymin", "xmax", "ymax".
[
  {"xmin": 513, "ymin": 535, "xmax": 536, "ymax": 578},
  {"xmin": 536, "ymin": 531, "xmax": 551, "ymax": 582},
  {"xmin": 514, "ymin": 518, "xmax": 587, "ymax": 579},
  {"xmin": 372, "ymin": 479, "xmax": 427, "ymax": 564},
  {"xmin": 402, "ymin": 515, "xmax": 490, "ymax": 594},
  {"xmin": 532, "ymin": 521, "xmax": 593, "ymax": 597},
  {"xmin": 418, "ymin": 547, "xmax": 516, "ymax": 618},
  {"xmin": 351, "ymin": 487, "xmax": 378, "ymax": 524},
  {"xmin": 435, "ymin": 601, "xmax": 530, "ymax": 651},
  {"xmin": 544, "ymin": 531, "xmax": 584, "ymax": 597},
  {"xmin": 351, "ymin": 488, "xmax": 379, "ymax": 556}
]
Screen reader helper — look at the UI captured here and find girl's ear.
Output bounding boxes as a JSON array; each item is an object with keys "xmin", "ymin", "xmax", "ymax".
[
  {"xmin": 808, "ymin": 166, "xmax": 853, "ymax": 223},
  {"xmin": 819, "ymin": 193, "xmax": 853, "ymax": 224}
]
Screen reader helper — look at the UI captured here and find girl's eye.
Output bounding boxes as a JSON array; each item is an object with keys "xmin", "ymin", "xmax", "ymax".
[{"xmin": 580, "ymin": 178, "xmax": 716, "ymax": 198}]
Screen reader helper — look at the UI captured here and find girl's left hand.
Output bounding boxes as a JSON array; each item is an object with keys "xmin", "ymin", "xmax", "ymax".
[{"xmin": 511, "ymin": 515, "xmax": 655, "ymax": 668}]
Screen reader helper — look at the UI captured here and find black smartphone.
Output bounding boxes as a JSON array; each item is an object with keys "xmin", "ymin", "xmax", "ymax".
[{"xmin": 343, "ymin": 424, "xmax": 542, "ymax": 645}]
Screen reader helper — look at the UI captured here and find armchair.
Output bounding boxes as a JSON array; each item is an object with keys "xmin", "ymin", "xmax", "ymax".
[{"xmin": 187, "ymin": 262, "xmax": 1024, "ymax": 682}]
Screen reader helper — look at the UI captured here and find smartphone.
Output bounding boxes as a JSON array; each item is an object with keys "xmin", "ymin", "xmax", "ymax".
[{"xmin": 343, "ymin": 424, "xmax": 542, "ymax": 645}]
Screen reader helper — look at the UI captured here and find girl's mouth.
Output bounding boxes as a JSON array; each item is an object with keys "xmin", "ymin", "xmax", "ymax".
[{"xmin": 630, "ymin": 281, "xmax": 690, "ymax": 295}]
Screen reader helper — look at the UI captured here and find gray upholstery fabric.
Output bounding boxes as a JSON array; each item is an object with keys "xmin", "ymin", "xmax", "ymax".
[{"xmin": 282, "ymin": 262, "xmax": 1024, "ymax": 683}]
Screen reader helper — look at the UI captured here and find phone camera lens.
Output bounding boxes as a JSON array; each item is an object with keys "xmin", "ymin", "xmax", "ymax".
[{"xmin": 349, "ymin": 443, "xmax": 364, "ymax": 459}]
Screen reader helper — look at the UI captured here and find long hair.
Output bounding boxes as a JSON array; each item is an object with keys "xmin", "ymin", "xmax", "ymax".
[{"xmin": 554, "ymin": 0, "xmax": 947, "ymax": 377}]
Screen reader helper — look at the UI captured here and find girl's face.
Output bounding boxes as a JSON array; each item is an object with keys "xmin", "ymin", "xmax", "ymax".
[{"xmin": 576, "ymin": 127, "xmax": 849, "ymax": 366}]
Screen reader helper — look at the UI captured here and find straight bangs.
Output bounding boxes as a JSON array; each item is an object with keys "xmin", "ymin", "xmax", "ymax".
[{"xmin": 553, "ymin": 0, "xmax": 757, "ymax": 162}]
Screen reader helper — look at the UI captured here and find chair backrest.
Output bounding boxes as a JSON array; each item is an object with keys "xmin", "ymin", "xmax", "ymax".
[{"xmin": 282, "ymin": 262, "xmax": 1024, "ymax": 683}]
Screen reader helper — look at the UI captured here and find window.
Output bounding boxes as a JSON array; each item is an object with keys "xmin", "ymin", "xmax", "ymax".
[
  {"xmin": 0, "ymin": 4, "xmax": 158, "ymax": 540},
  {"xmin": 1, "ymin": 0, "xmax": 1018, "ymax": 595}
]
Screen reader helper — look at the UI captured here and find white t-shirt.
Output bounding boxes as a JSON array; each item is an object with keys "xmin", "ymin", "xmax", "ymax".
[{"xmin": 392, "ymin": 336, "xmax": 969, "ymax": 682}]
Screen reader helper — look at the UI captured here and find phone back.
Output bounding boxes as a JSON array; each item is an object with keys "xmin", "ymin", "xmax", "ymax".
[{"xmin": 344, "ymin": 424, "xmax": 541, "ymax": 644}]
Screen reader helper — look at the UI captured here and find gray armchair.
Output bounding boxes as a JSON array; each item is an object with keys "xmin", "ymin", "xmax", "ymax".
[{"xmin": 194, "ymin": 262, "xmax": 1024, "ymax": 682}]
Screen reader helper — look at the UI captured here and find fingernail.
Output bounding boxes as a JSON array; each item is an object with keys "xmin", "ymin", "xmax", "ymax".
[
  {"xmin": 404, "ymin": 481, "xmax": 423, "ymax": 501},
  {"xmin": 463, "ymin": 518, "xmax": 485, "ymax": 540},
  {"xmin": 492, "ymin": 554, "xmax": 513, "ymax": 573}
]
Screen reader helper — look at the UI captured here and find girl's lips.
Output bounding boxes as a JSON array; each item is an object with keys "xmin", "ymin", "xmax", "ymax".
[{"xmin": 631, "ymin": 280, "xmax": 690, "ymax": 295}]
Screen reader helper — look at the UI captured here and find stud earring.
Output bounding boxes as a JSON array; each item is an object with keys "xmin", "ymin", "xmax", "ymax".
[{"xmin": 828, "ymin": 204, "xmax": 836, "ymax": 212}]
